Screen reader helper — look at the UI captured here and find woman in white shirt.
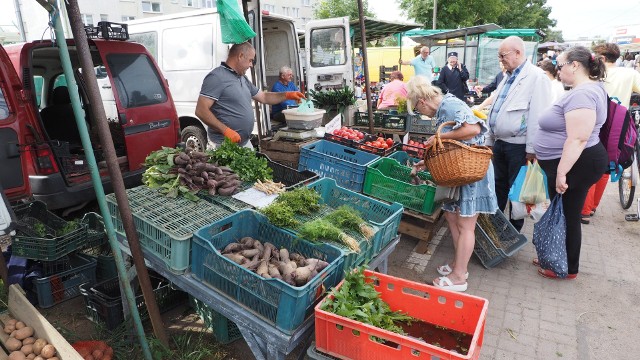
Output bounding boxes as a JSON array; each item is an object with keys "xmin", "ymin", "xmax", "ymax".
[{"xmin": 538, "ymin": 59, "xmax": 566, "ymax": 102}]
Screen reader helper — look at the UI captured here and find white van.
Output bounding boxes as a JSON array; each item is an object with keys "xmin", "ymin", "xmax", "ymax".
[{"xmin": 126, "ymin": 6, "xmax": 352, "ymax": 151}]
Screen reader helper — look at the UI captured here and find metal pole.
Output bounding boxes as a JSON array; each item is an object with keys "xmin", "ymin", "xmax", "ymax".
[
  {"xmin": 62, "ymin": 0, "xmax": 169, "ymax": 350},
  {"xmin": 432, "ymin": 0, "xmax": 437, "ymax": 30},
  {"xmin": 357, "ymin": 0, "xmax": 374, "ymax": 134},
  {"xmin": 13, "ymin": 0, "xmax": 27, "ymax": 42}
]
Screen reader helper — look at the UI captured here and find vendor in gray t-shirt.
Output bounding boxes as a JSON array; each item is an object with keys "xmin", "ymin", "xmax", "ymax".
[{"xmin": 196, "ymin": 42, "xmax": 305, "ymax": 148}]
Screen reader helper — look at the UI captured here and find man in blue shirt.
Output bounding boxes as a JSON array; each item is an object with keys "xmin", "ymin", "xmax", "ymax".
[
  {"xmin": 399, "ymin": 46, "xmax": 436, "ymax": 82},
  {"xmin": 270, "ymin": 66, "xmax": 300, "ymax": 121}
]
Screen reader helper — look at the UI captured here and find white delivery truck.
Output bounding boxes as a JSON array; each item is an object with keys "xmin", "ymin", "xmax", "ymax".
[{"xmin": 125, "ymin": 5, "xmax": 352, "ymax": 151}]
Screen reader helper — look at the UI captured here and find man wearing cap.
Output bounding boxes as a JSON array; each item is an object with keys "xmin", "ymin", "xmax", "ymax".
[
  {"xmin": 485, "ymin": 36, "xmax": 552, "ymax": 232},
  {"xmin": 196, "ymin": 42, "xmax": 305, "ymax": 149},
  {"xmin": 399, "ymin": 46, "xmax": 436, "ymax": 82},
  {"xmin": 436, "ymin": 52, "xmax": 470, "ymax": 101}
]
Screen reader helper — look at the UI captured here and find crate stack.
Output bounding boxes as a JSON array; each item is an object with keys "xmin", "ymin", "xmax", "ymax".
[{"xmin": 11, "ymin": 201, "xmax": 101, "ymax": 308}]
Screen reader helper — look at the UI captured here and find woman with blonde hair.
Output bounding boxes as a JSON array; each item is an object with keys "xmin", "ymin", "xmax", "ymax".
[{"xmin": 408, "ymin": 76, "xmax": 498, "ymax": 292}]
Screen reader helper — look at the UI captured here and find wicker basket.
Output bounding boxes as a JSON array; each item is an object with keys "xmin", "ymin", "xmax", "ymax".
[{"xmin": 423, "ymin": 121, "xmax": 493, "ymax": 187}]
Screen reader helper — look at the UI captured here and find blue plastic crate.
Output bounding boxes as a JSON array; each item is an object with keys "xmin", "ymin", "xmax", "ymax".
[
  {"xmin": 191, "ymin": 210, "xmax": 344, "ymax": 334},
  {"xmin": 298, "ymin": 140, "xmax": 379, "ymax": 192},
  {"xmin": 32, "ymin": 253, "xmax": 97, "ymax": 308},
  {"xmin": 307, "ymin": 178, "xmax": 404, "ymax": 258},
  {"xmin": 474, "ymin": 210, "xmax": 528, "ymax": 268},
  {"xmin": 189, "ymin": 295, "xmax": 242, "ymax": 344}
]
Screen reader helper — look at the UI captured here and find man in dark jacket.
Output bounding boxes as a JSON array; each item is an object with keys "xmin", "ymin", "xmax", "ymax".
[{"xmin": 436, "ymin": 52, "xmax": 470, "ymax": 101}]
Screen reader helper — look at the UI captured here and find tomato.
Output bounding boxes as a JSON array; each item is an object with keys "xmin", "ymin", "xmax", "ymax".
[
  {"xmin": 365, "ymin": 141, "xmax": 372, "ymax": 146},
  {"xmin": 385, "ymin": 138, "xmax": 394, "ymax": 146},
  {"xmin": 381, "ymin": 143, "xmax": 389, "ymax": 149}
]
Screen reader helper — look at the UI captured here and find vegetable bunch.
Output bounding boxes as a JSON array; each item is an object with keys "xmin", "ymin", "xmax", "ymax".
[
  {"xmin": 259, "ymin": 187, "xmax": 322, "ymax": 227},
  {"xmin": 321, "ymin": 267, "xmax": 413, "ymax": 336},
  {"xmin": 324, "ymin": 205, "xmax": 376, "ymax": 240},
  {"xmin": 298, "ymin": 219, "xmax": 360, "ymax": 252},
  {"xmin": 221, "ymin": 236, "xmax": 329, "ymax": 287}
]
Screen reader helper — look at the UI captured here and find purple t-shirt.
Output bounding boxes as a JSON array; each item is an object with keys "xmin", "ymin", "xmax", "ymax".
[{"xmin": 534, "ymin": 82, "xmax": 607, "ymax": 160}]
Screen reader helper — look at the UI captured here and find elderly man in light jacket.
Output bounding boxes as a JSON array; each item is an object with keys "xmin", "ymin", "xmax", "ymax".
[{"xmin": 485, "ymin": 36, "xmax": 552, "ymax": 232}]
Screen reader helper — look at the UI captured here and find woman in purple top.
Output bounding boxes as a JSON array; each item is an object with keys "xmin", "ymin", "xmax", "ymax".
[{"xmin": 533, "ymin": 46, "xmax": 609, "ymax": 279}]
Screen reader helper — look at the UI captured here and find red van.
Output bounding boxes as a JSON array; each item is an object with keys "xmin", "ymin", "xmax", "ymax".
[{"xmin": 0, "ymin": 36, "xmax": 180, "ymax": 210}]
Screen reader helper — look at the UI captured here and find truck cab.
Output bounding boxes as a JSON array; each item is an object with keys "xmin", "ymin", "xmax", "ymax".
[{"xmin": 0, "ymin": 35, "xmax": 180, "ymax": 210}]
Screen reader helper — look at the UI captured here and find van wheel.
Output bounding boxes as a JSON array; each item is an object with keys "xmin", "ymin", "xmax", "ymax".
[{"xmin": 181, "ymin": 126, "xmax": 206, "ymax": 152}]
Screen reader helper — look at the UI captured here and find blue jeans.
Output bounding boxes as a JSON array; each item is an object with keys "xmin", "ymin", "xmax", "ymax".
[{"xmin": 492, "ymin": 140, "xmax": 527, "ymax": 231}]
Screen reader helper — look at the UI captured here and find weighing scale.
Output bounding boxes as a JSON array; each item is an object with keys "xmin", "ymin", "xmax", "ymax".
[{"xmin": 273, "ymin": 127, "xmax": 325, "ymax": 141}]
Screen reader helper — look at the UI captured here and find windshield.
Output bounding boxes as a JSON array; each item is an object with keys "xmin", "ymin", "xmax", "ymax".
[{"xmin": 310, "ymin": 27, "xmax": 347, "ymax": 67}]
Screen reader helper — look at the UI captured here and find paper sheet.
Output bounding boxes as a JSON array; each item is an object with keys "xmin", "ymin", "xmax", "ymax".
[{"xmin": 232, "ymin": 187, "xmax": 279, "ymax": 208}]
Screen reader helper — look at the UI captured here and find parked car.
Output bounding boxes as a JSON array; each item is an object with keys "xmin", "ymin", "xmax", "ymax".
[{"xmin": 0, "ymin": 32, "xmax": 181, "ymax": 210}]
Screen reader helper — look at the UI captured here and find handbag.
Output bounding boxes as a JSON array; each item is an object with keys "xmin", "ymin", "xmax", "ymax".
[
  {"xmin": 532, "ymin": 195, "xmax": 568, "ymax": 277},
  {"xmin": 434, "ymin": 186, "xmax": 460, "ymax": 204}
]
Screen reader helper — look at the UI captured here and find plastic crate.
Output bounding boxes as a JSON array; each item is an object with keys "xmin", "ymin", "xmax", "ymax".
[
  {"xmin": 81, "ymin": 244, "xmax": 117, "ymax": 282},
  {"xmin": 473, "ymin": 210, "xmax": 528, "ymax": 268},
  {"xmin": 406, "ymin": 114, "xmax": 438, "ymax": 134},
  {"xmin": 189, "ymin": 296, "xmax": 242, "ymax": 344},
  {"xmin": 12, "ymin": 201, "xmax": 88, "ymax": 261},
  {"xmin": 323, "ymin": 132, "xmax": 357, "ymax": 147},
  {"xmin": 363, "ymin": 157, "xmax": 437, "ymax": 215},
  {"xmin": 191, "ymin": 210, "xmax": 344, "ymax": 334},
  {"xmin": 315, "ymin": 270, "xmax": 488, "ymax": 360},
  {"xmin": 354, "ymin": 111, "xmax": 384, "ymax": 127},
  {"xmin": 298, "ymin": 140, "xmax": 380, "ymax": 192},
  {"xmin": 81, "ymin": 212, "xmax": 107, "ymax": 250},
  {"xmin": 80, "ymin": 274, "xmax": 187, "ymax": 330},
  {"xmin": 307, "ymin": 178, "xmax": 404, "ymax": 257},
  {"xmin": 32, "ymin": 253, "xmax": 97, "ymax": 308},
  {"xmin": 399, "ymin": 135, "xmax": 430, "ymax": 160},
  {"xmin": 387, "ymin": 151, "xmax": 420, "ymax": 166},
  {"xmin": 106, "ymin": 186, "xmax": 233, "ymax": 274},
  {"xmin": 258, "ymin": 152, "xmax": 319, "ymax": 189},
  {"xmin": 198, "ymin": 193, "xmax": 254, "ymax": 212},
  {"xmin": 355, "ymin": 135, "xmax": 399, "ymax": 156},
  {"xmin": 381, "ymin": 113, "xmax": 407, "ymax": 130}
]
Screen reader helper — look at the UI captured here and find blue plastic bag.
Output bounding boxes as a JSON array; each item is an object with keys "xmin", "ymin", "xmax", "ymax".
[
  {"xmin": 508, "ymin": 164, "xmax": 528, "ymax": 202},
  {"xmin": 532, "ymin": 195, "xmax": 568, "ymax": 277}
]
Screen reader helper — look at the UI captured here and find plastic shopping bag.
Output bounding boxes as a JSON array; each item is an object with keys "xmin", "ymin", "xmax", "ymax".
[
  {"xmin": 511, "ymin": 199, "xmax": 551, "ymax": 222},
  {"xmin": 296, "ymin": 99, "xmax": 315, "ymax": 113},
  {"xmin": 508, "ymin": 164, "xmax": 529, "ymax": 202},
  {"xmin": 532, "ymin": 195, "xmax": 568, "ymax": 277},
  {"xmin": 519, "ymin": 161, "xmax": 548, "ymax": 204}
]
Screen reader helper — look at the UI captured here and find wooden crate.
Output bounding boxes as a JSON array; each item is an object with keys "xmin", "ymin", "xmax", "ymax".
[
  {"xmin": 0, "ymin": 285, "xmax": 83, "ymax": 360},
  {"xmin": 399, "ymin": 208, "xmax": 445, "ymax": 254},
  {"xmin": 259, "ymin": 137, "xmax": 319, "ymax": 168}
]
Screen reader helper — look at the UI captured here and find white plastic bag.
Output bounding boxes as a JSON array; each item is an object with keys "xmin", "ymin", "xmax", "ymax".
[{"xmin": 511, "ymin": 200, "xmax": 550, "ymax": 222}]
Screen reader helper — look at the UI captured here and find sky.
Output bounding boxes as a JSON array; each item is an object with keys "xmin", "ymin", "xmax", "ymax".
[{"xmin": 367, "ymin": 0, "xmax": 640, "ymax": 40}]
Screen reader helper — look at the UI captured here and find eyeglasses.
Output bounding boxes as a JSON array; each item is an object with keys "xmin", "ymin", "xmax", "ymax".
[
  {"xmin": 498, "ymin": 51, "xmax": 514, "ymax": 59},
  {"xmin": 556, "ymin": 61, "xmax": 570, "ymax": 70}
]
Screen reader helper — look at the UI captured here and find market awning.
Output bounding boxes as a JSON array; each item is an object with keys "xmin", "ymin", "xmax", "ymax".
[
  {"xmin": 406, "ymin": 24, "xmax": 502, "ymax": 43},
  {"xmin": 349, "ymin": 17, "xmax": 422, "ymax": 47}
]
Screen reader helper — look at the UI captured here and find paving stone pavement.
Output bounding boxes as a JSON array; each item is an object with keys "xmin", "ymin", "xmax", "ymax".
[{"xmin": 388, "ymin": 183, "xmax": 640, "ymax": 360}]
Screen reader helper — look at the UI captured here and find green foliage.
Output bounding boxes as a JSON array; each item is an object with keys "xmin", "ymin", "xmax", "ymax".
[
  {"xmin": 209, "ymin": 139, "xmax": 273, "ymax": 183},
  {"xmin": 259, "ymin": 202, "xmax": 300, "ymax": 228},
  {"xmin": 58, "ymin": 220, "xmax": 79, "ymax": 236},
  {"xmin": 398, "ymin": 0, "xmax": 557, "ymax": 35},
  {"xmin": 314, "ymin": 0, "xmax": 374, "ymax": 20},
  {"xmin": 33, "ymin": 222, "xmax": 47, "ymax": 237},
  {"xmin": 545, "ymin": 29, "xmax": 564, "ymax": 43},
  {"xmin": 321, "ymin": 267, "xmax": 413, "ymax": 336},
  {"xmin": 309, "ymin": 87, "xmax": 356, "ymax": 115},
  {"xmin": 324, "ymin": 206, "xmax": 365, "ymax": 232},
  {"xmin": 273, "ymin": 187, "xmax": 321, "ymax": 215}
]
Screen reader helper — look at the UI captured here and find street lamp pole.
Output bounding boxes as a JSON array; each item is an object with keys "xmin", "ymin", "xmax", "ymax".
[{"xmin": 432, "ymin": 0, "xmax": 437, "ymax": 30}]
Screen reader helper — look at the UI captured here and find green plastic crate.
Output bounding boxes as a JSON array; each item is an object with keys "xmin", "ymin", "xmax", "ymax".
[
  {"xmin": 189, "ymin": 296, "xmax": 242, "ymax": 344},
  {"xmin": 12, "ymin": 201, "xmax": 88, "ymax": 261},
  {"xmin": 106, "ymin": 186, "xmax": 233, "ymax": 274},
  {"xmin": 363, "ymin": 157, "xmax": 437, "ymax": 215},
  {"xmin": 80, "ymin": 212, "xmax": 107, "ymax": 250},
  {"xmin": 32, "ymin": 253, "xmax": 97, "ymax": 308}
]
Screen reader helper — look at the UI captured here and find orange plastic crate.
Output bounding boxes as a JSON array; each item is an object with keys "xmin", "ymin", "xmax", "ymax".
[{"xmin": 314, "ymin": 270, "xmax": 488, "ymax": 360}]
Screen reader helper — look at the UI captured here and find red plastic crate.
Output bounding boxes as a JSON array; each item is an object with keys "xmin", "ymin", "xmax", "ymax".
[{"xmin": 315, "ymin": 270, "xmax": 488, "ymax": 360}]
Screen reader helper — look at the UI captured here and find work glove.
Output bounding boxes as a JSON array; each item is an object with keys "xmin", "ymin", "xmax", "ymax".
[
  {"xmin": 223, "ymin": 127, "xmax": 241, "ymax": 143},
  {"xmin": 285, "ymin": 91, "xmax": 306, "ymax": 103}
]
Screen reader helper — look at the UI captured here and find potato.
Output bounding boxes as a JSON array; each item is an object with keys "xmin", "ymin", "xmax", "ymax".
[
  {"xmin": 4, "ymin": 324, "xmax": 16, "ymax": 334},
  {"xmin": 48, "ymin": 358, "xmax": 59, "ymax": 360},
  {"xmin": 6, "ymin": 318, "xmax": 17, "ymax": 326},
  {"xmin": 22, "ymin": 337, "xmax": 36, "ymax": 345},
  {"xmin": 33, "ymin": 357, "xmax": 44, "ymax": 360},
  {"xmin": 21, "ymin": 344, "xmax": 33, "ymax": 355},
  {"xmin": 15, "ymin": 321, "xmax": 26, "ymax": 330},
  {"xmin": 27, "ymin": 354, "xmax": 36, "ymax": 360},
  {"xmin": 32, "ymin": 339, "xmax": 47, "ymax": 355},
  {"xmin": 11, "ymin": 329, "xmax": 17, "ymax": 337},
  {"xmin": 15, "ymin": 327, "xmax": 34, "ymax": 340},
  {"xmin": 5, "ymin": 337, "xmax": 23, "ymax": 351},
  {"xmin": 92, "ymin": 349, "xmax": 103, "ymax": 359},
  {"xmin": 40, "ymin": 344, "xmax": 56, "ymax": 359},
  {"xmin": 9, "ymin": 351, "xmax": 26, "ymax": 360}
]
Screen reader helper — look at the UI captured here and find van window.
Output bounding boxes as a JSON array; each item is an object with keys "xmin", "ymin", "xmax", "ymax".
[
  {"xmin": 130, "ymin": 32, "xmax": 158, "ymax": 59},
  {"xmin": 0, "ymin": 84, "xmax": 9, "ymax": 120},
  {"xmin": 107, "ymin": 53, "xmax": 167, "ymax": 108},
  {"xmin": 53, "ymin": 74, "xmax": 67, "ymax": 89},
  {"xmin": 163, "ymin": 25, "xmax": 213, "ymax": 71},
  {"xmin": 310, "ymin": 27, "xmax": 347, "ymax": 67},
  {"xmin": 33, "ymin": 76, "xmax": 44, "ymax": 108}
]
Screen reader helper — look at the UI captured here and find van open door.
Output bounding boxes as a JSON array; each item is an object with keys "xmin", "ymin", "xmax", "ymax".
[{"xmin": 305, "ymin": 17, "xmax": 353, "ymax": 92}]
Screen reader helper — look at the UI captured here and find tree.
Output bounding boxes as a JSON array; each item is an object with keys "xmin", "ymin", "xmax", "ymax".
[
  {"xmin": 397, "ymin": 0, "xmax": 557, "ymax": 35},
  {"xmin": 545, "ymin": 29, "xmax": 564, "ymax": 43},
  {"xmin": 314, "ymin": 0, "xmax": 374, "ymax": 20}
]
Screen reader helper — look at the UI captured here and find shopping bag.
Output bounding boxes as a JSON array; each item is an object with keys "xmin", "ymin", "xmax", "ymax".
[
  {"xmin": 434, "ymin": 186, "xmax": 459, "ymax": 204},
  {"xmin": 511, "ymin": 199, "xmax": 551, "ymax": 222},
  {"xmin": 508, "ymin": 164, "xmax": 529, "ymax": 202},
  {"xmin": 519, "ymin": 161, "xmax": 548, "ymax": 204},
  {"xmin": 532, "ymin": 195, "xmax": 568, "ymax": 277}
]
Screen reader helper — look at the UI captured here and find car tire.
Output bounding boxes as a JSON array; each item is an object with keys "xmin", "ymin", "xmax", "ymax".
[{"xmin": 181, "ymin": 125, "xmax": 207, "ymax": 152}]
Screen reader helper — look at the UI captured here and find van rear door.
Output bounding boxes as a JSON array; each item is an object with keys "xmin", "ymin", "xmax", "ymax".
[
  {"xmin": 0, "ymin": 44, "xmax": 30, "ymax": 200},
  {"xmin": 93, "ymin": 41, "xmax": 179, "ymax": 170},
  {"xmin": 305, "ymin": 17, "xmax": 353, "ymax": 92}
]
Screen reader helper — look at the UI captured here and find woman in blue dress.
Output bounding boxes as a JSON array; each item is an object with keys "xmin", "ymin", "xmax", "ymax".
[{"xmin": 407, "ymin": 76, "xmax": 498, "ymax": 292}]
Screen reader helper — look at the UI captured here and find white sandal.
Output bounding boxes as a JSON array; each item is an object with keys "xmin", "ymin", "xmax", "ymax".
[
  {"xmin": 433, "ymin": 276, "xmax": 468, "ymax": 292},
  {"xmin": 436, "ymin": 264, "xmax": 469, "ymax": 279}
]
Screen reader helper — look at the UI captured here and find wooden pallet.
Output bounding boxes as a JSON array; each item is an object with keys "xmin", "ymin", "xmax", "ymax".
[
  {"xmin": 259, "ymin": 137, "xmax": 319, "ymax": 168},
  {"xmin": 399, "ymin": 207, "xmax": 445, "ymax": 254}
]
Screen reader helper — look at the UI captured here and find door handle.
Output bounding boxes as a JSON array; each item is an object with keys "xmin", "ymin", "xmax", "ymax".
[{"xmin": 102, "ymin": 85, "xmax": 111, "ymax": 89}]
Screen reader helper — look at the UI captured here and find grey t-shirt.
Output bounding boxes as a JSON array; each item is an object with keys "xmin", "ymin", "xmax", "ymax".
[
  {"xmin": 200, "ymin": 63, "xmax": 259, "ymax": 146},
  {"xmin": 534, "ymin": 82, "xmax": 607, "ymax": 160}
]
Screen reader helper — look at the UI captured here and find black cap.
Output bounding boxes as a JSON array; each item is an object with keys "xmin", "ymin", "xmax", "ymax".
[{"xmin": 448, "ymin": 51, "xmax": 458, "ymax": 58}]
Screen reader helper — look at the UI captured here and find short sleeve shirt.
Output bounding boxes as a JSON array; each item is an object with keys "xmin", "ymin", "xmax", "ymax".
[
  {"xmin": 534, "ymin": 82, "xmax": 607, "ymax": 160},
  {"xmin": 200, "ymin": 63, "xmax": 259, "ymax": 146},
  {"xmin": 410, "ymin": 55, "xmax": 435, "ymax": 81}
]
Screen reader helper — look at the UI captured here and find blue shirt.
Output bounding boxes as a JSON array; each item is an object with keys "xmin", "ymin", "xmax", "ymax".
[
  {"xmin": 410, "ymin": 55, "xmax": 435, "ymax": 81},
  {"xmin": 270, "ymin": 81, "xmax": 299, "ymax": 115}
]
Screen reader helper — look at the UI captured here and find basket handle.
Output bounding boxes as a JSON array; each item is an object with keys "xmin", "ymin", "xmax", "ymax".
[{"xmin": 428, "ymin": 121, "xmax": 456, "ymax": 153}]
